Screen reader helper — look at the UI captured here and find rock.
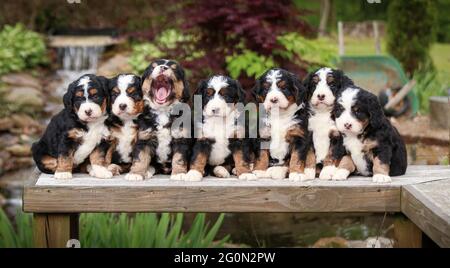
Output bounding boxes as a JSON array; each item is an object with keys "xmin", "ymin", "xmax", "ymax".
[
  {"xmin": 97, "ymin": 54, "xmax": 133, "ymax": 78},
  {"xmin": 1, "ymin": 72, "xmax": 42, "ymax": 90},
  {"xmin": 365, "ymin": 237, "xmax": 394, "ymax": 248},
  {"xmin": 0, "ymin": 193, "xmax": 5, "ymax": 205},
  {"xmin": 5, "ymin": 144, "xmax": 31, "ymax": 157},
  {"xmin": 4, "ymin": 87, "xmax": 44, "ymax": 112},
  {"xmin": 0, "ymin": 118, "xmax": 13, "ymax": 131},
  {"xmin": 0, "ymin": 134, "xmax": 19, "ymax": 148},
  {"xmin": 11, "ymin": 114, "xmax": 43, "ymax": 135},
  {"xmin": 312, "ymin": 237, "xmax": 349, "ymax": 248},
  {"xmin": 2, "ymin": 156, "xmax": 33, "ymax": 172}
]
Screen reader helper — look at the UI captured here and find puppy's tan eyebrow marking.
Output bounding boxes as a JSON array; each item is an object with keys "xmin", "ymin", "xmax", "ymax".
[
  {"xmin": 75, "ymin": 91, "xmax": 84, "ymax": 97},
  {"xmin": 312, "ymin": 75, "xmax": 320, "ymax": 83},
  {"xmin": 277, "ymin": 80, "xmax": 286, "ymax": 88},
  {"xmin": 89, "ymin": 88, "xmax": 98, "ymax": 95},
  {"xmin": 170, "ymin": 64, "xmax": 177, "ymax": 70},
  {"xmin": 152, "ymin": 62, "xmax": 158, "ymax": 68},
  {"xmin": 112, "ymin": 87, "xmax": 120, "ymax": 94},
  {"xmin": 126, "ymin": 87, "xmax": 136, "ymax": 94},
  {"xmin": 326, "ymin": 74, "xmax": 334, "ymax": 84},
  {"xmin": 218, "ymin": 88, "xmax": 227, "ymax": 96}
]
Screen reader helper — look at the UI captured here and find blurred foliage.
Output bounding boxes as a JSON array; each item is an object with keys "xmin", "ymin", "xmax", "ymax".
[
  {"xmin": 412, "ymin": 70, "xmax": 447, "ymax": 114},
  {"xmin": 276, "ymin": 33, "xmax": 337, "ymax": 71},
  {"xmin": 226, "ymin": 50, "xmax": 275, "ymax": 79},
  {"xmin": 129, "ymin": 43, "xmax": 164, "ymax": 74},
  {"xmin": 387, "ymin": 0, "xmax": 438, "ymax": 75},
  {"xmin": 0, "ymin": 24, "xmax": 47, "ymax": 75},
  {"xmin": 436, "ymin": 0, "xmax": 450, "ymax": 43},
  {"xmin": 0, "ymin": 208, "xmax": 229, "ymax": 248}
]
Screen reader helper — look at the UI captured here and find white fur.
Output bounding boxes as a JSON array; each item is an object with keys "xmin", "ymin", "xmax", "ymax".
[
  {"xmin": 268, "ymin": 104, "xmax": 300, "ymax": 165},
  {"xmin": 146, "ymin": 166, "xmax": 156, "ymax": 179},
  {"xmin": 252, "ymin": 170, "xmax": 267, "ymax": 178},
  {"xmin": 373, "ymin": 174, "xmax": 392, "ymax": 183},
  {"xmin": 304, "ymin": 168, "xmax": 316, "ymax": 180},
  {"xmin": 112, "ymin": 75, "xmax": 137, "ymax": 119},
  {"xmin": 76, "ymin": 76, "xmax": 104, "ymax": 122},
  {"xmin": 308, "ymin": 110, "xmax": 335, "ymax": 163},
  {"xmin": 310, "ymin": 68, "xmax": 335, "ymax": 108},
  {"xmin": 153, "ymin": 107, "xmax": 173, "ymax": 164},
  {"xmin": 170, "ymin": 173, "xmax": 185, "ymax": 180},
  {"xmin": 238, "ymin": 173, "xmax": 257, "ymax": 180},
  {"xmin": 54, "ymin": 171, "xmax": 72, "ymax": 180},
  {"xmin": 263, "ymin": 69, "xmax": 290, "ymax": 110},
  {"xmin": 184, "ymin": 169, "xmax": 203, "ymax": 182},
  {"xmin": 89, "ymin": 164, "xmax": 113, "ymax": 179},
  {"xmin": 332, "ymin": 168, "xmax": 351, "ymax": 180},
  {"xmin": 73, "ymin": 118, "xmax": 109, "ymax": 165},
  {"xmin": 336, "ymin": 87, "xmax": 364, "ymax": 134},
  {"xmin": 213, "ymin": 166, "xmax": 230, "ymax": 178},
  {"xmin": 205, "ymin": 76, "xmax": 231, "ymax": 117},
  {"xmin": 125, "ymin": 173, "xmax": 144, "ymax": 181},
  {"xmin": 343, "ymin": 134, "xmax": 370, "ymax": 176},
  {"xmin": 319, "ymin": 165, "xmax": 336, "ymax": 180},
  {"xmin": 266, "ymin": 166, "xmax": 288, "ymax": 180},
  {"xmin": 288, "ymin": 172, "xmax": 307, "ymax": 182},
  {"xmin": 112, "ymin": 120, "xmax": 136, "ymax": 163}
]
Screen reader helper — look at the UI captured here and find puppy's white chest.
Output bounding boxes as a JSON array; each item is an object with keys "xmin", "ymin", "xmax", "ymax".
[
  {"xmin": 308, "ymin": 111, "xmax": 334, "ymax": 163},
  {"xmin": 74, "ymin": 120, "xmax": 109, "ymax": 165},
  {"xmin": 202, "ymin": 117, "xmax": 233, "ymax": 166},
  {"xmin": 269, "ymin": 113, "xmax": 298, "ymax": 164},
  {"xmin": 343, "ymin": 135, "xmax": 370, "ymax": 176},
  {"xmin": 113, "ymin": 121, "xmax": 136, "ymax": 163},
  {"xmin": 155, "ymin": 112, "xmax": 172, "ymax": 164}
]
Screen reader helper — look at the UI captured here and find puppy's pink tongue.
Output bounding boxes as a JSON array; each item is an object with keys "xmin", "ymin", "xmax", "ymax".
[{"xmin": 155, "ymin": 87, "xmax": 169, "ymax": 104}]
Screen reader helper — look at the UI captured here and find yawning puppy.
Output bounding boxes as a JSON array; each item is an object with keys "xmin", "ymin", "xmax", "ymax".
[
  {"xmin": 252, "ymin": 68, "xmax": 313, "ymax": 181},
  {"xmin": 93, "ymin": 73, "xmax": 152, "ymax": 178},
  {"xmin": 125, "ymin": 59, "xmax": 191, "ymax": 181},
  {"xmin": 184, "ymin": 75, "xmax": 254, "ymax": 181},
  {"xmin": 303, "ymin": 67, "xmax": 353, "ymax": 180},
  {"xmin": 32, "ymin": 74, "xmax": 110, "ymax": 179},
  {"xmin": 333, "ymin": 87, "xmax": 407, "ymax": 182}
]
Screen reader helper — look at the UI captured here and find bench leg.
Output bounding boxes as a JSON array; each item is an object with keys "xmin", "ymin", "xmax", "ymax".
[
  {"xmin": 33, "ymin": 213, "xmax": 79, "ymax": 248},
  {"xmin": 394, "ymin": 214, "xmax": 422, "ymax": 248}
]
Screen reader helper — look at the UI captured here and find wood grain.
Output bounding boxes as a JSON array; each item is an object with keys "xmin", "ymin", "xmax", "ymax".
[
  {"xmin": 33, "ymin": 213, "xmax": 78, "ymax": 248},
  {"xmin": 394, "ymin": 214, "xmax": 422, "ymax": 248}
]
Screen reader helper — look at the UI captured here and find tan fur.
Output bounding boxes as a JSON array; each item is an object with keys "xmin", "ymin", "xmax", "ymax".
[
  {"xmin": 173, "ymin": 80, "xmax": 184, "ymax": 100},
  {"xmin": 289, "ymin": 149, "xmax": 305, "ymax": 173},
  {"xmin": 142, "ymin": 77, "xmax": 152, "ymax": 95},
  {"xmin": 67, "ymin": 128, "xmax": 84, "ymax": 141},
  {"xmin": 42, "ymin": 155, "xmax": 57, "ymax": 172},
  {"xmin": 232, "ymin": 150, "xmax": 252, "ymax": 176},
  {"xmin": 373, "ymin": 157, "xmax": 389, "ymax": 175},
  {"xmin": 285, "ymin": 126, "xmax": 305, "ymax": 143},
  {"xmin": 337, "ymin": 155, "xmax": 356, "ymax": 173},
  {"xmin": 190, "ymin": 152, "xmax": 208, "ymax": 175},
  {"xmin": 363, "ymin": 138, "xmax": 378, "ymax": 153},
  {"xmin": 305, "ymin": 149, "xmax": 316, "ymax": 169},
  {"xmin": 56, "ymin": 154, "xmax": 73, "ymax": 173},
  {"xmin": 89, "ymin": 147, "xmax": 107, "ymax": 166},
  {"xmin": 253, "ymin": 149, "xmax": 269, "ymax": 171},
  {"xmin": 171, "ymin": 152, "xmax": 188, "ymax": 175},
  {"xmin": 89, "ymin": 88, "xmax": 97, "ymax": 95},
  {"xmin": 129, "ymin": 146, "xmax": 151, "ymax": 176},
  {"xmin": 133, "ymin": 100, "xmax": 145, "ymax": 115}
]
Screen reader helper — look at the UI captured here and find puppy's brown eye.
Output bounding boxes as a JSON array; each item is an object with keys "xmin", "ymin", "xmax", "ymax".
[
  {"xmin": 218, "ymin": 88, "xmax": 226, "ymax": 96},
  {"xmin": 263, "ymin": 82, "xmax": 270, "ymax": 89},
  {"xmin": 75, "ymin": 91, "xmax": 84, "ymax": 97},
  {"xmin": 312, "ymin": 76, "xmax": 320, "ymax": 84},
  {"xmin": 112, "ymin": 88, "xmax": 120, "ymax": 94},
  {"xmin": 277, "ymin": 80, "xmax": 286, "ymax": 88},
  {"xmin": 89, "ymin": 88, "xmax": 98, "ymax": 95},
  {"xmin": 206, "ymin": 88, "xmax": 215, "ymax": 96},
  {"xmin": 326, "ymin": 75, "xmax": 334, "ymax": 84},
  {"xmin": 352, "ymin": 106, "xmax": 360, "ymax": 113},
  {"xmin": 126, "ymin": 87, "xmax": 136, "ymax": 94}
]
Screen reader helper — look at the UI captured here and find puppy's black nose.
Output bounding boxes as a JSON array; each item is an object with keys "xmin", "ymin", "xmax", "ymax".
[
  {"xmin": 119, "ymin": 104, "xmax": 127, "ymax": 111},
  {"xmin": 317, "ymin": 94, "xmax": 325, "ymax": 101},
  {"xmin": 85, "ymin": 109, "xmax": 92, "ymax": 117},
  {"xmin": 270, "ymin": 97, "xmax": 278, "ymax": 104},
  {"xmin": 344, "ymin": 123, "xmax": 352, "ymax": 130}
]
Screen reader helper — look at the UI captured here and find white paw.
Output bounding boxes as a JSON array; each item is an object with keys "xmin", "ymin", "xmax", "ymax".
[
  {"xmin": 319, "ymin": 165, "xmax": 336, "ymax": 180},
  {"xmin": 372, "ymin": 174, "xmax": 392, "ymax": 183},
  {"xmin": 184, "ymin": 170, "xmax": 203, "ymax": 182},
  {"xmin": 238, "ymin": 173, "xmax": 257, "ymax": 180},
  {"xmin": 332, "ymin": 168, "xmax": 350, "ymax": 181},
  {"xmin": 145, "ymin": 166, "xmax": 156, "ymax": 179},
  {"xmin": 231, "ymin": 168, "xmax": 237, "ymax": 176},
  {"xmin": 304, "ymin": 168, "xmax": 316, "ymax": 180},
  {"xmin": 170, "ymin": 173, "xmax": 185, "ymax": 180},
  {"xmin": 266, "ymin": 166, "xmax": 288, "ymax": 180},
  {"xmin": 54, "ymin": 172, "xmax": 72, "ymax": 180},
  {"xmin": 107, "ymin": 164, "xmax": 122, "ymax": 175},
  {"xmin": 125, "ymin": 173, "xmax": 144, "ymax": 181},
  {"xmin": 89, "ymin": 165, "xmax": 113, "ymax": 179},
  {"xmin": 213, "ymin": 166, "xmax": 230, "ymax": 178},
  {"xmin": 252, "ymin": 170, "xmax": 267, "ymax": 178},
  {"xmin": 288, "ymin": 172, "xmax": 306, "ymax": 182}
]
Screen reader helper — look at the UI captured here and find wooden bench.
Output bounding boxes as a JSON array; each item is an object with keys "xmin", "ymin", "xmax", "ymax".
[{"xmin": 23, "ymin": 165, "xmax": 450, "ymax": 248}]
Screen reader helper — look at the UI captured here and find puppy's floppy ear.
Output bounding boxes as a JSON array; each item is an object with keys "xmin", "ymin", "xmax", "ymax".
[
  {"xmin": 194, "ymin": 79, "xmax": 208, "ymax": 96},
  {"xmin": 334, "ymin": 69, "xmax": 354, "ymax": 89},
  {"xmin": 251, "ymin": 76, "xmax": 263, "ymax": 103},
  {"xmin": 231, "ymin": 79, "xmax": 246, "ymax": 104},
  {"xmin": 179, "ymin": 67, "xmax": 191, "ymax": 103},
  {"xmin": 141, "ymin": 63, "xmax": 155, "ymax": 95},
  {"xmin": 63, "ymin": 80, "xmax": 77, "ymax": 110},
  {"xmin": 302, "ymin": 69, "xmax": 318, "ymax": 100},
  {"xmin": 290, "ymin": 72, "xmax": 307, "ymax": 106},
  {"xmin": 96, "ymin": 75, "xmax": 111, "ymax": 112},
  {"xmin": 367, "ymin": 93, "xmax": 385, "ymax": 129}
]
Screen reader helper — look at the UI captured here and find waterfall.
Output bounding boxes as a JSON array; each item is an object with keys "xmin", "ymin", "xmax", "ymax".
[{"xmin": 56, "ymin": 45, "xmax": 105, "ymax": 96}]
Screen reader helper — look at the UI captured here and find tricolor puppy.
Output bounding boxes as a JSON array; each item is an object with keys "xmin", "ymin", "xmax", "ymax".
[
  {"xmin": 125, "ymin": 59, "xmax": 191, "ymax": 181},
  {"xmin": 333, "ymin": 87, "xmax": 407, "ymax": 182},
  {"xmin": 184, "ymin": 75, "xmax": 254, "ymax": 181},
  {"xmin": 303, "ymin": 67, "xmax": 353, "ymax": 180},
  {"xmin": 92, "ymin": 74, "xmax": 150, "ymax": 178},
  {"xmin": 252, "ymin": 68, "xmax": 313, "ymax": 181},
  {"xmin": 32, "ymin": 74, "xmax": 110, "ymax": 179}
]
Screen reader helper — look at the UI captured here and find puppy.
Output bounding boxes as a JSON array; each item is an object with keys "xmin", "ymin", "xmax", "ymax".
[
  {"xmin": 252, "ymin": 68, "xmax": 313, "ymax": 181},
  {"xmin": 333, "ymin": 86, "xmax": 407, "ymax": 182},
  {"xmin": 125, "ymin": 59, "xmax": 191, "ymax": 181},
  {"xmin": 184, "ymin": 75, "xmax": 254, "ymax": 181},
  {"xmin": 303, "ymin": 67, "xmax": 353, "ymax": 180},
  {"xmin": 32, "ymin": 74, "xmax": 110, "ymax": 179},
  {"xmin": 91, "ymin": 73, "xmax": 150, "ymax": 178}
]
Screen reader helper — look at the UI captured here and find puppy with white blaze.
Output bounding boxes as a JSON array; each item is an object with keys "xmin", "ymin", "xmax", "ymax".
[
  {"xmin": 126, "ymin": 59, "xmax": 191, "ymax": 181},
  {"xmin": 303, "ymin": 67, "xmax": 353, "ymax": 180},
  {"xmin": 184, "ymin": 75, "xmax": 254, "ymax": 181},
  {"xmin": 32, "ymin": 74, "xmax": 110, "ymax": 179},
  {"xmin": 333, "ymin": 87, "xmax": 407, "ymax": 182},
  {"xmin": 252, "ymin": 68, "xmax": 314, "ymax": 181}
]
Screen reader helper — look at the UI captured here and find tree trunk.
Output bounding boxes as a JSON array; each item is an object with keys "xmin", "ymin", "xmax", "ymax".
[{"xmin": 318, "ymin": 0, "xmax": 331, "ymax": 37}]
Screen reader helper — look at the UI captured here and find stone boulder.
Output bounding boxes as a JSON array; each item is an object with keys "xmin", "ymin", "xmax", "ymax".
[
  {"xmin": 1, "ymin": 72, "xmax": 42, "ymax": 90},
  {"xmin": 4, "ymin": 87, "xmax": 45, "ymax": 112},
  {"xmin": 97, "ymin": 53, "xmax": 133, "ymax": 78}
]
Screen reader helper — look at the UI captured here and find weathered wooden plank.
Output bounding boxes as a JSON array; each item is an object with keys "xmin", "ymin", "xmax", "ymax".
[
  {"xmin": 33, "ymin": 213, "xmax": 78, "ymax": 248},
  {"xmin": 401, "ymin": 180, "xmax": 450, "ymax": 248},
  {"xmin": 394, "ymin": 214, "xmax": 423, "ymax": 248}
]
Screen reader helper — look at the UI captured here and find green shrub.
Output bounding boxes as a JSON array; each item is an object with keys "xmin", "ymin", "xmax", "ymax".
[
  {"xmin": 387, "ymin": 0, "xmax": 438, "ymax": 75},
  {"xmin": 225, "ymin": 50, "xmax": 275, "ymax": 79},
  {"xmin": 0, "ymin": 209, "xmax": 229, "ymax": 248},
  {"xmin": 412, "ymin": 70, "xmax": 447, "ymax": 114},
  {"xmin": 276, "ymin": 32, "xmax": 337, "ymax": 71},
  {"xmin": 0, "ymin": 24, "xmax": 47, "ymax": 75}
]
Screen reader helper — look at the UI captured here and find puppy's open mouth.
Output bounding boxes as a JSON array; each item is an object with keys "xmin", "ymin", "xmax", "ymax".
[{"xmin": 151, "ymin": 75, "xmax": 173, "ymax": 105}]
